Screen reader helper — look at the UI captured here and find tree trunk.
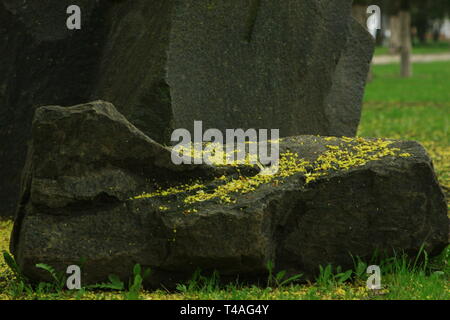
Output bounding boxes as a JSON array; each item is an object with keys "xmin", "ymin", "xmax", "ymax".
[
  {"xmin": 400, "ymin": 10, "xmax": 412, "ymax": 77},
  {"xmin": 389, "ymin": 15, "xmax": 401, "ymax": 54},
  {"xmin": 432, "ymin": 21, "xmax": 443, "ymax": 42}
]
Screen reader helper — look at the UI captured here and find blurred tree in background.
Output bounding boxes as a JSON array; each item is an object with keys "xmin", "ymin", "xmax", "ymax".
[
  {"xmin": 353, "ymin": 0, "xmax": 450, "ymax": 78},
  {"xmin": 411, "ymin": 0, "xmax": 450, "ymax": 43},
  {"xmin": 354, "ymin": 0, "xmax": 450, "ymax": 44}
]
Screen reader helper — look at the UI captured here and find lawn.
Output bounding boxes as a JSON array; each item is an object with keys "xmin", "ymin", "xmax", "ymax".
[
  {"xmin": 374, "ymin": 42, "xmax": 450, "ymax": 56},
  {"xmin": 0, "ymin": 61, "xmax": 449, "ymax": 300},
  {"xmin": 360, "ymin": 61, "xmax": 450, "ymax": 190}
]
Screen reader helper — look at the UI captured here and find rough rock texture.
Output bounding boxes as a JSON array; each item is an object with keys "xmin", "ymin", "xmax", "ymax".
[
  {"xmin": 11, "ymin": 102, "xmax": 448, "ymax": 288},
  {"xmin": 324, "ymin": 19, "xmax": 374, "ymax": 135},
  {"xmin": 16, "ymin": 101, "xmax": 227, "ymax": 210},
  {"xmin": 0, "ymin": 0, "xmax": 374, "ymax": 216}
]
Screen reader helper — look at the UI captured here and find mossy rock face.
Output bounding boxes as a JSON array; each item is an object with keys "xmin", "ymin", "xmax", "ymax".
[
  {"xmin": 11, "ymin": 102, "xmax": 448, "ymax": 288},
  {"xmin": 0, "ymin": 0, "xmax": 373, "ymax": 217}
]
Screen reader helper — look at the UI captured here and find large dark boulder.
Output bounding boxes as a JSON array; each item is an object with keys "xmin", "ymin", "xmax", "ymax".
[
  {"xmin": 11, "ymin": 102, "xmax": 448, "ymax": 288},
  {"xmin": 0, "ymin": 0, "xmax": 373, "ymax": 216}
]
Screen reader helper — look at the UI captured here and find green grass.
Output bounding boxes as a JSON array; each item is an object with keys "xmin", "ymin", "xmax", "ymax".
[
  {"xmin": 0, "ymin": 241, "xmax": 448, "ymax": 300},
  {"xmin": 364, "ymin": 61, "xmax": 450, "ymax": 103},
  {"xmin": 360, "ymin": 61, "xmax": 450, "ymax": 189},
  {"xmin": 374, "ymin": 42, "xmax": 450, "ymax": 56},
  {"xmin": 0, "ymin": 60, "xmax": 449, "ymax": 300}
]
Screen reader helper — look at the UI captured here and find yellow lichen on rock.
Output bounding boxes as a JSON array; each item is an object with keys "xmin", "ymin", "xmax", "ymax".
[
  {"xmin": 173, "ymin": 142, "xmax": 260, "ymax": 167},
  {"xmin": 132, "ymin": 137, "xmax": 411, "ymax": 206},
  {"xmin": 133, "ymin": 182, "xmax": 205, "ymax": 200},
  {"xmin": 304, "ymin": 138, "xmax": 403, "ymax": 183}
]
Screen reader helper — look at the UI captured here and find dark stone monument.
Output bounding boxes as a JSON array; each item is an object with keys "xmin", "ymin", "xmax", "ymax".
[{"xmin": 0, "ymin": 0, "xmax": 373, "ymax": 216}]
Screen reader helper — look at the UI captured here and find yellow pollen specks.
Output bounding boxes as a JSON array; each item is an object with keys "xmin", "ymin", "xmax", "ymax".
[
  {"xmin": 183, "ymin": 208, "xmax": 198, "ymax": 214},
  {"xmin": 131, "ymin": 138, "xmax": 411, "ymax": 207},
  {"xmin": 132, "ymin": 183, "xmax": 204, "ymax": 200},
  {"xmin": 173, "ymin": 142, "xmax": 262, "ymax": 167}
]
